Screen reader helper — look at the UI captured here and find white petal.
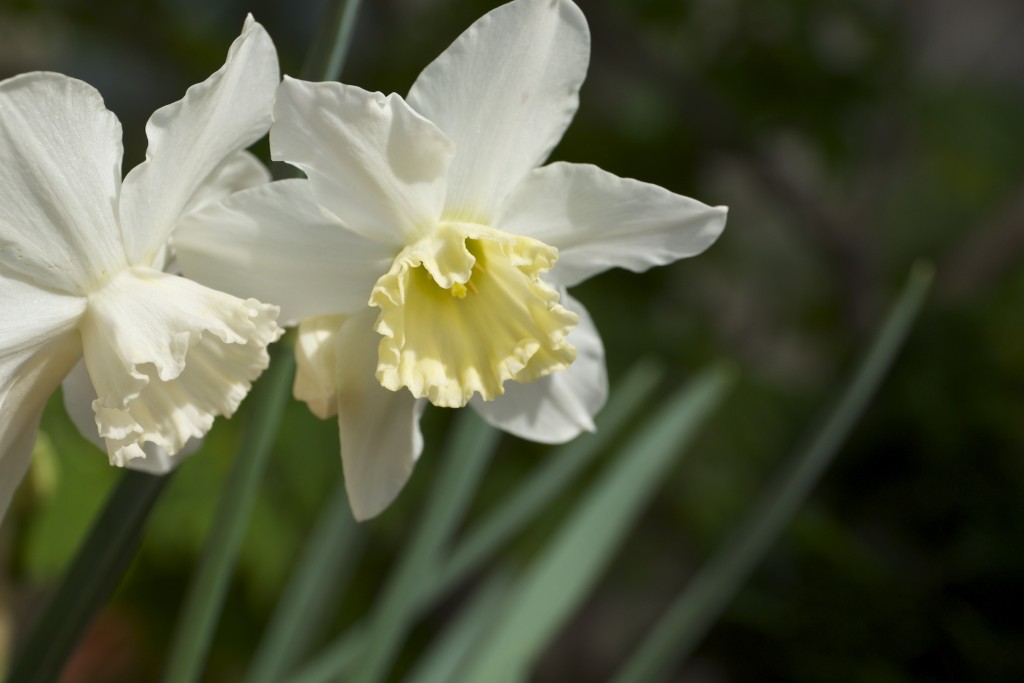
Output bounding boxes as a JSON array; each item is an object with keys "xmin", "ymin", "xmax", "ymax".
[
  {"xmin": 272, "ymin": 78, "xmax": 453, "ymax": 245},
  {"xmin": 0, "ymin": 332, "xmax": 82, "ymax": 520},
  {"xmin": 119, "ymin": 16, "xmax": 279, "ymax": 266},
  {"xmin": 0, "ymin": 265, "xmax": 85, "ymax": 519},
  {"xmin": 182, "ymin": 150, "xmax": 272, "ymax": 218},
  {"xmin": 61, "ymin": 360, "xmax": 201, "ymax": 474},
  {"xmin": 174, "ymin": 179, "xmax": 395, "ymax": 324},
  {"xmin": 470, "ymin": 290, "xmax": 606, "ymax": 443},
  {"xmin": 0, "ymin": 271, "xmax": 87, "ymax": 360},
  {"xmin": 293, "ymin": 310, "xmax": 425, "ymax": 521},
  {"xmin": 337, "ymin": 314, "xmax": 426, "ymax": 521},
  {"xmin": 498, "ymin": 162, "xmax": 728, "ymax": 287},
  {"xmin": 0, "ymin": 72, "xmax": 126, "ymax": 294},
  {"xmin": 406, "ymin": 0, "xmax": 590, "ymax": 222},
  {"xmin": 293, "ymin": 315, "xmax": 347, "ymax": 421},
  {"xmin": 79, "ymin": 266, "xmax": 282, "ymax": 466}
]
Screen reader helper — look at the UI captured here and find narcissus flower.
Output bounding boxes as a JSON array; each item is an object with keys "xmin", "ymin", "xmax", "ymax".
[
  {"xmin": 0, "ymin": 17, "xmax": 283, "ymax": 516},
  {"xmin": 175, "ymin": 0, "xmax": 726, "ymax": 520}
]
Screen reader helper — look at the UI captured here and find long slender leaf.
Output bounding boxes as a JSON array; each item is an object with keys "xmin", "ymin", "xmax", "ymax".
[
  {"xmin": 160, "ymin": 350, "xmax": 295, "ymax": 683},
  {"xmin": 300, "ymin": 0, "xmax": 363, "ymax": 82},
  {"xmin": 404, "ymin": 573, "xmax": 513, "ymax": 683},
  {"xmin": 430, "ymin": 360, "xmax": 664, "ymax": 601},
  {"xmin": 292, "ymin": 410, "xmax": 500, "ymax": 683},
  {"xmin": 7, "ymin": 471, "xmax": 168, "ymax": 683},
  {"xmin": 245, "ymin": 483, "xmax": 363, "ymax": 683},
  {"xmin": 286, "ymin": 360, "xmax": 663, "ymax": 680},
  {"xmin": 610, "ymin": 262, "xmax": 934, "ymax": 683},
  {"xmin": 458, "ymin": 364, "xmax": 735, "ymax": 681}
]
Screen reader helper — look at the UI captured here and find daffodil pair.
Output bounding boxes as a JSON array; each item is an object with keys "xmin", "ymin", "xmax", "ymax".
[{"xmin": 0, "ymin": 0, "xmax": 727, "ymax": 523}]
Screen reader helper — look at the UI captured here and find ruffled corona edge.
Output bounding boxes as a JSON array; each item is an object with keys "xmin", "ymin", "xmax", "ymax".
[
  {"xmin": 80, "ymin": 266, "xmax": 282, "ymax": 466},
  {"xmin": 370, "ymin": 224, "xmax": 577, "ymax": 408}
]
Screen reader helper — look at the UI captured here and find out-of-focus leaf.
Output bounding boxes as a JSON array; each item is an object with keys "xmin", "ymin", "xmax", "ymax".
[
  {"xmin": 610, "ymin": 262, "xmax": 934, "ymax": 683},
  {"xmin": 457, "ymin": 364, "xmax": 735, "ymax": 681}
]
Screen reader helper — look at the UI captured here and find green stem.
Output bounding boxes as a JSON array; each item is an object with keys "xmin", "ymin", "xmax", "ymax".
[
  {"xmin": 245, "ymin": 483, "xmax": 363, "ymax": 683},
  {"xmin": 301, "ymin": 0, "xmax": 364, "ymax": 82},
  {"xmin": 350, "ymin": 411, "xmax": 500, "ymax": 683},
  {"xmin": 610, "ymin": 262, "xmax": 934, "ymax": 683},
  {"xmin": 285, "ymin": 360, "xmax": 664, "ymax": 683},
  {"xmin": 6, "ymin": 470, "xmax": 168, "ymax": 683},
  {"xmin": 160, "ymin": 350, "xmax": 295, "ymax": 683}
]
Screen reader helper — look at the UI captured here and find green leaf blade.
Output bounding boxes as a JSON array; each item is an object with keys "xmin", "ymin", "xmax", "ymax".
[{"xmin": 458, "ymin": 363, "xmax": 735, "ymax": 681}]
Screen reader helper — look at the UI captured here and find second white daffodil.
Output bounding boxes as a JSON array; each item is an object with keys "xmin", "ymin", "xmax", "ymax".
[
  {"xmin": 0, "ymin": 17, "xmax": 283, "ymax": 517},
  {"xmin": 175, "ymin": 0, "xmax": 727, "ymax": 520}
]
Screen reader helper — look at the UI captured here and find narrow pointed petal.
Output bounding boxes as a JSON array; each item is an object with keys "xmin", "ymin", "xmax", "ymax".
[
  {"xmin": 61, "ymin": 360, "xmax": 201, "ymax": 474},
  {"xmin": 272, "ymin": 78, "xmax": 453, "ymax": 245},
  {"xmin": 293, "ymin": 311, "xmax": 425, "ymax": 521},
  {"xmin": 119, "ymin": 16, "xmax": 279, "ymax": 265},
  {"xmin": 498, "ymin": 162, "xmax": 728, "ymax": 287},
  {"xmin": 338, "ymin": 314, "xmax": 427, "ymax": 521},
  {"xmin": 470, "ymin": 291, "xmax": 606, "ymax": 443},
  {"xmin": 174, "ymin": 180, "xmax": 395, "ymax": 324},
  {"xmin": 1, "ymin": 274, "xmax": 86, "ymax": 514},
  {"xmin": 0, "ymin": 333, "xmax": 82, "ymax": 519},
  {"xmin": 406, "ymin": 0, "xmax": 589, "ymax": 221},
  {"xmin": 0, "ymin": 73, "xmax": 125, "ymax": 294},
  {"xmin": 79, "ymin": 266, "xmax": 282, "ymax": 466}
]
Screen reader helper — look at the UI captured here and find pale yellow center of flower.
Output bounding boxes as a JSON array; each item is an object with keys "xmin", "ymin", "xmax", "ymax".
[{"xmin": 369, "ymin": 223, "xmax": 578, "ymax": 408}]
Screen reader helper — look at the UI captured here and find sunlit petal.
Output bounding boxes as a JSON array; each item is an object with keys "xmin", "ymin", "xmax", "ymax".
[
  {"xmin": 407, "ymin": 0, "xmax": 589, "ymax": 221},
  {"xmin": 175, "ymin": 180, "xmax": 394, "ymax": 324},
  {"xmin": 0, "ymin": 333, "xmax": 81, "ymax": 518},
  {"xmin": 119, "ymin": 15, "xmax": 279, "ymax": 265},
  {"xmin": 498, "ymin": 162, "xmax": 728, "ymax": 287},
  {"xmin": 0, "ymin": 73, "xmax": 125, "ymax": 294},
  {"xmin": 294, "ymin": 311, "xmax": 425, "ymax": 521},
  {"xmin": 182, "ymin": 150, "xmax": 272, "ymax": 218},
  {"xmin": 272, "ymin": 78, "xmax": 453, "ymax": 245}
]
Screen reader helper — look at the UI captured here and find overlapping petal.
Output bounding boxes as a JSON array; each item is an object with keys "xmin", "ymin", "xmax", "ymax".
[
  {"xmin": 498, "ymin": 162, "xmax": 728, "ymax": 287},
  {"xmin": 272, "ymin": 78, "xmax": 453, "ymax": 246},
  {"xmin": 294, "ymin": 311, "xmax": 425, "ymax": 521},
  {"xmin": 182, "ymin": 150, "xmax": 272, "ymax": 219},
  {"xmin": 174, "ymin": 180, "xmax": 394, "ymax": 324},
  {"xmin": 0, "ymin": 73, "xmax": 125, "ymax": 294},
  {"xmin": 407, "ymin": 0, "xmax": 589, "ymax": 221},
  {"xmin": 79, "ymin": 266, "xmax": 281, "ymax": 466},
  {"xmin": 0, "ymin": 333, "xmax": 82, "ymax": 519},
  {"xmin": 0, "ymin": 273, "xmax": 86, "ymax": 514},
  {"xmin": 119, "ymin": 15, "xmax": 279, "ymax": 266},
  {"xmin": 470, "ymin": 291, "xmax": 606, "ymax": 443}
]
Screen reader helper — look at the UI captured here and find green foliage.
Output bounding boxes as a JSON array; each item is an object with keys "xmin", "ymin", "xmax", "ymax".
[{"xmin": 3, "ymin": 1, "xmax": 1023, "ymax": 681}]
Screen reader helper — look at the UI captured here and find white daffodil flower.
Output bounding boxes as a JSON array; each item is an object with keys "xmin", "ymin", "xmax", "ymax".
[
  {"xmin": 174, "ymin": 0, "xmax": 727, "ymax": 520},
  {"xmin": 0, "ymin": 16, "xmax": 283, "ymax": 517}
]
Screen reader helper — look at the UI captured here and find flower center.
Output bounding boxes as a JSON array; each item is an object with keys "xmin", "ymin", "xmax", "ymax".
[
  {"xmin": 79, "ymin": 266, "xmax": 282, "ymax": 466},
  {"xmin": 370, "ymin": 223, "xmax": 578, "ymax": 408}
]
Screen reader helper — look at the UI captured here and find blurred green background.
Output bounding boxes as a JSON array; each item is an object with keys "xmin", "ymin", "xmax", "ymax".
[{"xmin": 2, "ymin": 0, "xmax": 1023, "ymax": 680}]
